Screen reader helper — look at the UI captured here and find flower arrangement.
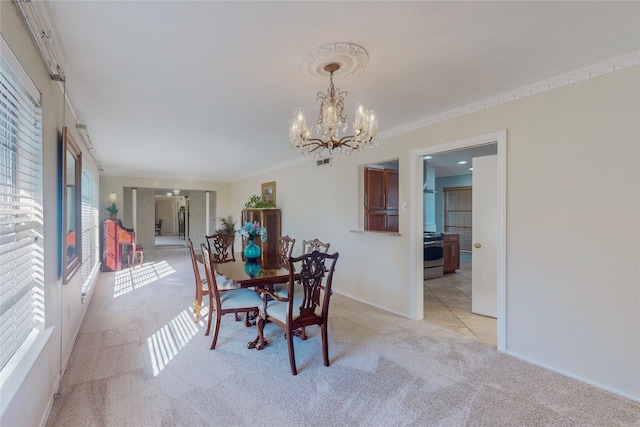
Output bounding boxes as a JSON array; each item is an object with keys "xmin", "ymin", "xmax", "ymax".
[{"xmin": 236, "ymin": 221, "xmax": 267, "ymax": 242}]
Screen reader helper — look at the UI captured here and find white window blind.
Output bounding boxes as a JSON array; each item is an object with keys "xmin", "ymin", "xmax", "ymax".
[
  {"xmin": 81, "ymin": 166, "xmax": 99, "ymax": 296},
  {"xmin": 0, "ymin": 46, "xmax": 44, "ymax": 372}
]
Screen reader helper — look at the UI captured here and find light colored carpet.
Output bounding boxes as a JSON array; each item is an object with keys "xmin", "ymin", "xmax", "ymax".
[
  {"xmin": 46, "ymin": 249, "xmax": 639, "ymax": 427},
  {"xmin": 155, "ymin": 234, "xmax": 187, "ymax": 248}
]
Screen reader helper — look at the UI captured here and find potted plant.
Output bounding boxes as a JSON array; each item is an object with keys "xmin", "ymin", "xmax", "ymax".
[
  {"xmin": 106, "ymin": 202, "xmax": 118, "ymax": 220},
  {"xmin": 216, "ymin": 215, "xmax": 236, "ymax": 247},
  {"xmin": 216, "ymin": 215, "xmax": 236, "ymax": 234},
  {"xmin": 243, "ymin": 194, "xmax": 274, "ymax": 209}
]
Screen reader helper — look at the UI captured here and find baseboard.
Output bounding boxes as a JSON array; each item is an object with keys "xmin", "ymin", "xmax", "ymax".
[
  {"xmin": 39, "ymin": 386, "xmax": 57, "ymax": 427},
  {"xmin": 506, "ymin": 349, "xmax": 640, "ymax": 403},
  {"xmin": 334, "ymin": 289, "xmax": 411, "ymax": 319}
]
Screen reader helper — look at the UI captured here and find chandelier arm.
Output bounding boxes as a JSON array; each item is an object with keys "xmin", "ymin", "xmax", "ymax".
[
  {"xmin": 337, "ymin": 135, "xmax": 356, "ymax": 146},
  {"xmin": 301, "ymin": 137, "xmax": 326, "ymax": 146},
  {"xmin": 307, "ymin": 145, "xmax": 325, "ymax": 154}
]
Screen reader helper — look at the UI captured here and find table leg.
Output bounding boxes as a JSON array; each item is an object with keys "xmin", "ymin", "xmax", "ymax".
[{"xmin": 247, "ymin": 317, "xmax": 268, "ymax": 350}]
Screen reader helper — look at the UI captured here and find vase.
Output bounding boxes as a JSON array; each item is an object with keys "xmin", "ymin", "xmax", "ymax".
[
  {"xmin": 243, "ymin": 261, "xmax": 261, "ymax": 278},
  {"xmin": 243, "ymin": 239, "xmax": 261, "ymax": 262},
  {"xmin": 110, "ymin": 213, "xmax": 117, "ymax": 220}
]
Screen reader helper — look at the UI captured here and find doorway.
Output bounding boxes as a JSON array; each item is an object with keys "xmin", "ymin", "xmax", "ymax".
[
  {"xmin": 411, "ymin": 130, "xmax": 506, "ymax": 351},
  {"xmin": 154, "ymin": 191, "xmax": 188, "ymax": 248},
  {"xmin": 423, "ymin": 145, "xmax": 497, "ymax": 345}
]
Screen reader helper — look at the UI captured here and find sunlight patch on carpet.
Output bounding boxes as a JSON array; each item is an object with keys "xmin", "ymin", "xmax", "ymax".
[
  {"xmin": 147, "ymin": 305, "xmax": 207, "ymax": 376},
  {"xmin": 113, "ymin": 261, "xmax": 176, "ymax": 298}
]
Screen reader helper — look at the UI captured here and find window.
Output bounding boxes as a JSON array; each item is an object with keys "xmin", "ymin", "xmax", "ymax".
[
  {"xmin": 0, "ymin": 42, "xmax": 44, "ymax": 372},
  {"xmin": 443, "ymin": 186, "xmax": 472, "ymax": 251},
  {"xmin": 80, "ymin": 166, "xmax": 99, "ymax": 297}
]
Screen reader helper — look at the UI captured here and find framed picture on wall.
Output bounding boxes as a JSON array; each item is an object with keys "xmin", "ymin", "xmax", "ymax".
[{"xmin": 261, "ymin": 181, "xmax": 276, "ymax": 206}]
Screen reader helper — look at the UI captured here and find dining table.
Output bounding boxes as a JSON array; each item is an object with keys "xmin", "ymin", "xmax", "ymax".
[{"xmin": 212, "ymin": 254, "xmax": 291, "ymax": 289}]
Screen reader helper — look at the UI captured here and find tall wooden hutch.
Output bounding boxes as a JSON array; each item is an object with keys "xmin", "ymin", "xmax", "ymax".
[{"xmin": 241, "ymin": 208, "xmax": 281, "ymax": 267}]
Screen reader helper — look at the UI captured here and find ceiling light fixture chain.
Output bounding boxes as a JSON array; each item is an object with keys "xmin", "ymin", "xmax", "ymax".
[{"xmin": 290, "ymin": 44, "xmax": 379, "ymax": 162}]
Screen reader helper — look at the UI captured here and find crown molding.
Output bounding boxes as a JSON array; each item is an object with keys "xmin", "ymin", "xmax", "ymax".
[{"xmin": 379, "ymin": 51, "xmax": 640, "ymax": 140}]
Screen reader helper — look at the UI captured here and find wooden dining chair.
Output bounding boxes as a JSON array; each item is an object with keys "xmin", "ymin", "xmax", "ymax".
[
  {"xmin": 257, "ymin": 250, "xmax": 339, "ymax": 375},
  {"xmin": 201, "ymin": 244, "xmax": 263, "ymax": 349},
  {"xmin": 302, "ymin": 238, "xmax": 330, "ymax": 254},
  {"xmin": 285, "ymin": 238, "xmax": 330, "ymax": 338},
  {"xmin": 188, "ymin": 238, "xmax": 209, "ymax": 323},
  {"xmin": 276, "ymin": 235, "xmax": 296, "ymax": 267},
  {"xmin": 205, "ymin": 233, "xmax": 236, "ymax": 263},
  {"xmin": 273, "ymin": 235, "xmax": 296, "ymax": 293},
  {"xmin": 188, "ymin": 238, "xmax": 241, "ymax": 324}
]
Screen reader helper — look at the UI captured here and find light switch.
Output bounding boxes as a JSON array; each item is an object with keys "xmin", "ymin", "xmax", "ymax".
[{"xmin": 401, "ymin": 202, "xmax": 408, "ymax": 211}]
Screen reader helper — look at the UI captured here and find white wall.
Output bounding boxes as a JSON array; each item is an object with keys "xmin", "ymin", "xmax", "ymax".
[
  {"xmin": 229, "ymin": 67, "xmax": 640, "ymax": 399},
  {"xmin": 1, "ymin": 3, "xmax": 102, "ymax": 425}
]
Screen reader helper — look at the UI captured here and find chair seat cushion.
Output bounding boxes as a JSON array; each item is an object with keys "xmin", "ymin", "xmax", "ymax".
[
  {"xmin": 220, "ymin": 288, "xmax": 262, "ymax": 310},
  {"xmin": 266, "ymin": 296, "xmax": 320, "ymax": 323},
  {"xmin": 273, "ymin": 282, "xmax": 303, "ymax": 298},
  {"xmin": 215, "ymin": 272, "xmax": 239, "ymax": 291}
]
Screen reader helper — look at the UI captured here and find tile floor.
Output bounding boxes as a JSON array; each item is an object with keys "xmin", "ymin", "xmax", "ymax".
[{"xmin": 423, "ymin": 252, "xmax": 497, "ymax": 346}]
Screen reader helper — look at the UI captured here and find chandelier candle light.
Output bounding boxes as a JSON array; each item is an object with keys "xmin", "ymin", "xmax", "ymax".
[{"xmin": 289, "ymin": 44, "xmax": 379, "ymax": 161}]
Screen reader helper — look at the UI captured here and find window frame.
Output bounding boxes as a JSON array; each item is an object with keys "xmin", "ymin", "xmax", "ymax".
[
  {"xmin": 443, "ymin": 185, "xmax": 472, "ymax": 251},
  {"xmin": 62, "ymin": 127, "xmax": 82, "ymax": 284}
]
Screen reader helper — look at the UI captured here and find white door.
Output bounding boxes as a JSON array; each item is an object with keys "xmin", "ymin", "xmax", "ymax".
[{"xmin": 472, "ymin": 155, "xmax": 498, "ymax": 318}]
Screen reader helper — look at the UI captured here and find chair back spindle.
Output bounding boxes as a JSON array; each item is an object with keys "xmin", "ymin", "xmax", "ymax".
[
  {"xmin": 205, "ymin": 233, "xmax": 236, "ymax": 263},
  {"xmin": 301, "ymin": 238, "xmax": 330, "ymax": 254},
  {"xmin": 277, "ymin": 235, "xmax": 295, "ymax": 267}
]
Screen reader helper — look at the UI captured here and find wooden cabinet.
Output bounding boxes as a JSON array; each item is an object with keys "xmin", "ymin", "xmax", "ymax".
[
  {"xmin": 241, "ymin": 208, "xmax": 281, "ymax": 267},
  {"xmin": 365, "ymin": 168, "xmax": 399, "ymax": 232},
  {"xmin": 443, "ymin": 233, "xmax": 460, "ymax": 273}
]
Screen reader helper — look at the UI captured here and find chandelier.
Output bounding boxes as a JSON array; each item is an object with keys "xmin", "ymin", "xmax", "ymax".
[{"xmin": 289, "ymin": 62, "xmax": 379, "ymax": 161}]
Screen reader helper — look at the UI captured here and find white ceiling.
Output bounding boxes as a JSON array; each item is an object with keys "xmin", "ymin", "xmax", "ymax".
[
  {"xmin": 33, "ymin": 1, "xmax": 639, "ymax": 182},
  {"xmin": 425, "ymin": 144, "xmax": 498, "ymax": 178}
]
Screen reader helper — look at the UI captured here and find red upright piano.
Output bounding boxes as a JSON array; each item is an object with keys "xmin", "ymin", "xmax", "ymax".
[{"xmin": 103, "ymin": 219, "xmax": 134, "ymax": 271}]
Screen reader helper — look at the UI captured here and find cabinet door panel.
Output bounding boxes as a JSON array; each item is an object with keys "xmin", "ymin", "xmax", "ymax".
[
  {"xmin": 262, "ymin": 209, "xmax": 281, "ymax": 265},
  {"xmin": 366, "ymin": 168, "xmax": 385, "ymax": 209},
  {"xmin": 366, "ymin": 212, "xmax": 387, "ymax": 232},
  {"xmin": 387, "ymin": 213, "xmax": 399, "ymax": 232},
  {"xmin": 385, "ymin": 170, "xmax": 399, "ymax": 209}
]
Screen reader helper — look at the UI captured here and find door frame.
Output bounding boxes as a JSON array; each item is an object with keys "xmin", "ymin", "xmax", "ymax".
[{"xmin": 410, "ymin": 130, "xmax": 507, "ymax": 351}]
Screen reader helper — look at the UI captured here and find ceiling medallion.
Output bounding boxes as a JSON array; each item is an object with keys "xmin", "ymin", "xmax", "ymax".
[
  {"xmin": 297, "ymin": 42, "xmax": 369, "ymax": 78},
  {"xmin": 290, "ymin": 43, "xmax": 378, "ymax": 162}
]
